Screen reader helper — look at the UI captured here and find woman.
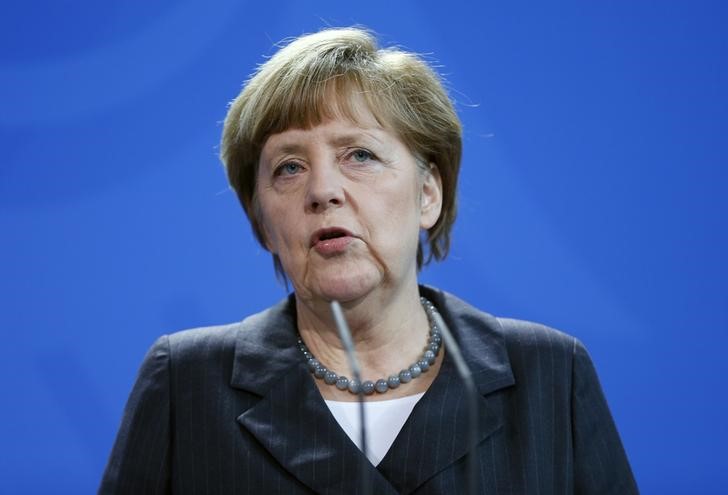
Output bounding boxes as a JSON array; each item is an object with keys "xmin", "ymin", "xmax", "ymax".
[{"xmin": 100, "ymin": 27, "xmax": 638, "ymax": 494}]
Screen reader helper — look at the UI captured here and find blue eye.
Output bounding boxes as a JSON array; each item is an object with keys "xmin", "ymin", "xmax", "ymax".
[
  {"xmin": 276, "ymin": 162, "xmax": 302, "ymax": 176},
  {"xmin": 351, "ymin": 149, "xmax": 373, "ymax": 162}
]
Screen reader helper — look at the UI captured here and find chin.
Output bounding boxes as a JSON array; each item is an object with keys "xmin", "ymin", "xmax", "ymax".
[{"xmin": 310, "ymin": 267, "xmax": 382, "ymax": 303}]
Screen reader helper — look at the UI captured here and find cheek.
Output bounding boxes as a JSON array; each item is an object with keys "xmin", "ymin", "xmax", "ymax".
[
  {"xmin": 372, "ymin": 191, "xmax": 421, "ymax": 249},
  {"xmin": 251, "ymin": 198, "xmax": 272, "ymax": 251},
  {"xmin": 255, "ymin": 195, "xmax": 286, "ymax": 254},
  {"xmin": 258, "ymin": 206, "xmax": 308, "ymax": 262}
]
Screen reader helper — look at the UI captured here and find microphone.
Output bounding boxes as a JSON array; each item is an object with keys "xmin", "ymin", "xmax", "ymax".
[
  {"xmin": 330, "ymin": 300, "xmax": 371, "ymax": 495},
  {"xmin": 427, "ymin": 301, "xmax": 480, "ymax": 495}
]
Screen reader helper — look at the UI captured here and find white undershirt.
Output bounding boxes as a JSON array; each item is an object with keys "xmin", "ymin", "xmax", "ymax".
[{"xmin": 325, "ymin": 392, "xmax": 425, "ymax": 466}]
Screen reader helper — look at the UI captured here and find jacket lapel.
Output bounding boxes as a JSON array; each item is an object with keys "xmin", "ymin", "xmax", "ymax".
[
  {"xmin": 230, "ymin": 296, "xmax": 399, "ymax": 494},
  {"xmin": 237, "ymin": 363, "xmax": 398, "ymax": 494},
  {"xmin": 376, "ymin": 286, "xmax": 516, "ymax": 494}
]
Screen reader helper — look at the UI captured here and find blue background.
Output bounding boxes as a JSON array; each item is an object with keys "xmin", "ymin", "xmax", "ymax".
[{"xmin": 2, "ymin": 1, "xmax": 726, "ymax": 493}]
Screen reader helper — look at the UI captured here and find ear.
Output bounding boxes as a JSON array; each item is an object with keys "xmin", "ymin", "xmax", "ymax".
[{"xmin": 419, "ymin": 163, "xmax": 443, "ymax": 230}]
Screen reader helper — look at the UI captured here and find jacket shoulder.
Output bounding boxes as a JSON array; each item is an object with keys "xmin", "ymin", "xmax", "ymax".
[
  {"xmin": 421, "ymin": 284, "xmax": 578, "ymax": 355},
  {"xmin": 496, "ymin": 317, "xmax": 578, "ymax": 352},
  {"xmin": 163, "ymin": 321, "xmax": 241, "ymax": 364},
  {"xmin": 160, "ymin": 296, "xmax": 298, "ymax": 385}
]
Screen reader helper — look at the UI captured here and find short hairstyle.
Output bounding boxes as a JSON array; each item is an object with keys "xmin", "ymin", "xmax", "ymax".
[{"xmin": 221, "ymin": 27, "xmax": 462, "ymax": 277}]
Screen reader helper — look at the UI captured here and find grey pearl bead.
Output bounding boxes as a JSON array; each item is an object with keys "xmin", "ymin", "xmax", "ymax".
[
  {"xmin": 428, "ymin": 342, "xmax": 440, "ymax": 354},
  {"xmin": 399, "ymin": 369, "xmax": 412, "ymax": 383},
  {"xmin": 431, "ymin": 333, "xmax": 442, "ymax": 345},
  {"xmin": 374, "ymin": 379, "xmax": 389, "ymax": 393},
  {"xmin": 362, "ymin": 381, "xmax": 375, "ymax": 395},
  {"xmin": 336, "ymin": 376, "xmax": 349, "ymax": 390},
  {"xmin": 418, "ymin": 359, "xmax": 430, "ymax": 371},
  {"xmin": 424, "ymin": 350, "xmax": 436, "ymax": 364},
  {"xmin": 324, "ymin": 370, "xmax": 338, "ymax": 385},
  {"xmin": 307, "ymin": 358, "xmax": 320, "ymax": 373},
  {"xmin": 348, "ymin": 379, "xmax": 361, "ymax": 394},
  {"xmin": 314, "ymin": 365, "xmax": 327, "ymax": 378},
  {"xmin": 387, "ymin": 375, "xmax": 401, "ymax": 389},
  {"xmin": 409, "ymin": 364, "xmax": 422, "ymax": 378}
]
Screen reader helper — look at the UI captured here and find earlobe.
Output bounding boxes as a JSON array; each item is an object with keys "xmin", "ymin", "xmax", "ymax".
[{"xmin": 420, "ymin": 163, "xmax": 443, "ymax": 230}]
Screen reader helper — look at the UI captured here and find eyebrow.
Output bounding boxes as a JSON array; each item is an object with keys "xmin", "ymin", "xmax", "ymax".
[
  {"xmin": 271, "ymin": 143, "xmax": 306, "ymax": 156},
  {"xmin": 267, "ymin": 130, "xmax": 386, "ymax": 158},
  {"xmin": 328, "ymin": 132, "xmax": 384, "ymax": 148}
]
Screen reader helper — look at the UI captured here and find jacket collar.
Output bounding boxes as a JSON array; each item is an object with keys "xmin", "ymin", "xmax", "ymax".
[
  {"xmin": 229, "ymin": 286, "xmax": 514, "ymax": 396},
  {"xmin": 229, "ymin": 294, "xmax": 301, "ymax": 395},
  {"xmin": 419, "ymin": 285, "xmax": 515, "ymax": 395},
  {"xmin": 230, "ymin": 286, "xmax": 515, "ymax": 494},
  {"xmin": 230, "ymin": 294, "xmax": 399, "ymax": 493},
  {"xmin": 375, "ymin": 286, "xmax": 515, "ymax": 493}
]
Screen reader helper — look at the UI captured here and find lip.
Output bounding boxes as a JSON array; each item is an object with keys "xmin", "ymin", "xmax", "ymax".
[
  {"xmin": 310, "ymin": 227, "xmax": 355, "ymax": 255},
  {"xmin": 310, "ymin": 227, "xmax": 355, "ymax": 246}
]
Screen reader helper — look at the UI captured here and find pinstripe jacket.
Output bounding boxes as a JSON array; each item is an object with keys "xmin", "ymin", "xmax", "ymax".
[{"xmin": 99, "ymin": 286, "xmax": 638, "ymax": 494}]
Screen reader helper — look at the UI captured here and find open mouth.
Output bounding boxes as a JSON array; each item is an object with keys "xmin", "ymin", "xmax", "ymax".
[
  {"xmin": 311, "ymin": 227, "xmax": 353, "ymax": 246},
  {"xmin": 319, "ymin": 231, "xmax": 346, "ymax": 241}
]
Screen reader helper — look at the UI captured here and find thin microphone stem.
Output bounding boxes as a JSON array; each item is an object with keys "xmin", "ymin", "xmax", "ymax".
[
  {"xmin": 430, "ymin": 309, "xmax": 479, "ymax": 495},
  {"xmin": 330, "ymin": 301, "xmax": 370, "ymax": 495}
]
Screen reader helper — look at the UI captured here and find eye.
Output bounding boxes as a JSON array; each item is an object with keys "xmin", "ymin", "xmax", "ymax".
[
  {"xmin": 349, "ymin": 149, "xmax": 374, "ymax": 163},
  {"xmin": 274, "ymin": 161, "xmax": 303, "ymax": 176}
]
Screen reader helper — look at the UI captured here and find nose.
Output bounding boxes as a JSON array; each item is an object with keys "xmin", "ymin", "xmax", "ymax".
[{"xmin": 305, "ymin": 162, "xmax": 345, "ymax": 213}]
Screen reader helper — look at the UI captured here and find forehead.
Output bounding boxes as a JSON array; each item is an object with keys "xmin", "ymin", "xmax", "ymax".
[
  {"xmin": 259, "ymin": 95, "xmax": 402, "ymax": 159},
  {"xmin": 261, "ymin": 117, "xmax": 387, "ymax": 154}
]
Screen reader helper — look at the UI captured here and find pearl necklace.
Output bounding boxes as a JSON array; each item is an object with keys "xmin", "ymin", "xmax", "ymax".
[{"xmin": 297, "ymin": 297, "xmax": 443, "ymax": 395}]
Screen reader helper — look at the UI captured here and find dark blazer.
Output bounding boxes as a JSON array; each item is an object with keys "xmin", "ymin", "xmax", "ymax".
[{"xmin": 100, "ymin": 286, "xmax": 638, "ymax": 494}]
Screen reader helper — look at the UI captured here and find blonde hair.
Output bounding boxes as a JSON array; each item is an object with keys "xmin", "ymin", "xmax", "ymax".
[{"xmin": 221, "ymin": 27, "xmax": 462, "ymax": 276}]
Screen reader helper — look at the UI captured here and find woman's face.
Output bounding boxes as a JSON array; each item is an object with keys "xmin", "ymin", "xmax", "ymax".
[{"xmin": 255, "ymin": 103, "xmax": 442, "ymax": 303}]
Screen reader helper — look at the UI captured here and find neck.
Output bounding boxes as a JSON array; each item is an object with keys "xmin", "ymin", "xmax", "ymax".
[{"xmin": 295, "ymin": 278, "xmax": 434, "ymax": 399}]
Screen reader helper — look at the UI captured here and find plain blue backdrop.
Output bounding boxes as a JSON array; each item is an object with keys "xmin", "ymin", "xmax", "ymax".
[{"xmin": 1, "ymin": 1, "xmax": 726, "ymax": 493}]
